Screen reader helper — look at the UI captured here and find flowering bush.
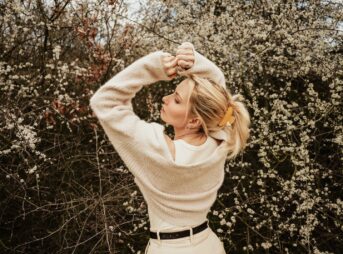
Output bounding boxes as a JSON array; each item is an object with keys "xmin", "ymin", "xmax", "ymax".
[
  {"xmin": 140, "ymin": 1, "xmax": 342, "ymax": 253},
  {"xmin": 0, "ymin": 0, "xmax": 342, "ymax": 253}
]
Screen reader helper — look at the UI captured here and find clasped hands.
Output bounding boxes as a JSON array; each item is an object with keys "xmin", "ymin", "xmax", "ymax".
[{"xmin": 162, "ymin": 42, "xmax": 195, "ymax": 79}]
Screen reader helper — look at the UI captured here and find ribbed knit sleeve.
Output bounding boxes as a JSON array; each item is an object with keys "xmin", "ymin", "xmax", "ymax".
[{"xmin": 89, "ymin": 51, "xmax": 173, "ymax": 144}]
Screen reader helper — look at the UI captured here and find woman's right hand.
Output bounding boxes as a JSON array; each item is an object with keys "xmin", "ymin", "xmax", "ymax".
[{"xmin": 176, "ymin": 42, "xmax": 195, "ymax": 71}]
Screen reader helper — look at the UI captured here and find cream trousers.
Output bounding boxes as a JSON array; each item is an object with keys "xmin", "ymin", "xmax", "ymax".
[{"xmin": 144, "ymin": 226, "xmax": 226, "ymax": 254}]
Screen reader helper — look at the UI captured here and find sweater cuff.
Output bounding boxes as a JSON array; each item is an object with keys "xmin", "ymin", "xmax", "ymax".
[{"xmin": 175, "ymin": 44, "xmax": 226, "ymax": 88}]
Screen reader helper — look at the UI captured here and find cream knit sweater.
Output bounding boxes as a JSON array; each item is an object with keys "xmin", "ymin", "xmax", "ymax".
[{"xmin": 89, "ymin": 47, "xmax": 230, "ymax": 226}]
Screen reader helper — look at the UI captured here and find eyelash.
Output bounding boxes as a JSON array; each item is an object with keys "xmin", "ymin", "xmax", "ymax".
[{"xmin": 173, "ymin": 92, "xmax": 180, "ymax": 104}]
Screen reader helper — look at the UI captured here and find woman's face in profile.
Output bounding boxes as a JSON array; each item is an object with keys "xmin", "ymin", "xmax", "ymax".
[{"xmin": 161, "ymin": 78, "xmax": 193, "ymax": 129}]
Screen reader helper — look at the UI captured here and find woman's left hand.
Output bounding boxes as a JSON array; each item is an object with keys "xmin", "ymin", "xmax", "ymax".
[{"xmin": 162, "ymin": 53, "xmax": 178, "ymax": 79}]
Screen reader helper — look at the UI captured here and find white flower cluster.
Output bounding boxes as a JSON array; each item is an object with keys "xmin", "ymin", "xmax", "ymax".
[
  {"xmin": 52, "ymin": 45, "xmax": 62, "ymax": 60},
  {"xmin": 0, "ymin": 0, "xmax": 341, "ymax": 252}
]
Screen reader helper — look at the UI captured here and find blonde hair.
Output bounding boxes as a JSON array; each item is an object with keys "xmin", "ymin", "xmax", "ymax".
[{"xmin": 184, "ymin": 74, "xmax": 251, "ymax": 160}]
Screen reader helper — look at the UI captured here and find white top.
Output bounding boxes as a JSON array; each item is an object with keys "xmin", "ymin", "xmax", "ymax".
[
  {"xmin": 90, "ymin": 48, "xmax": 230, "ymax": 227},
  {"xmin": 173, "ymin": 136, "xmax": 220, "ymax": 165},
  {"xmin": 149, "ymin": 136, "xmax": 219, "ymax": 231}
]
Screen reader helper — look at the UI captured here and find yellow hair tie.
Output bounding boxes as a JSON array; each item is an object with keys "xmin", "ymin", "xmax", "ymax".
[{"xmin": 218, "ymin": 106, "xmax": 236, "ymax": 127}]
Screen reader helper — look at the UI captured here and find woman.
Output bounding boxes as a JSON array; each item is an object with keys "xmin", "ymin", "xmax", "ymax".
[{"xmin": 90, "ymin": 42, "xmax": 251, "ymax": 254}]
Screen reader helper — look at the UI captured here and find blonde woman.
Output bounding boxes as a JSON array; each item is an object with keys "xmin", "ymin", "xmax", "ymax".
[{"xmin": 90, "ymin": 42, "xmax": 251, "ymax": 254}]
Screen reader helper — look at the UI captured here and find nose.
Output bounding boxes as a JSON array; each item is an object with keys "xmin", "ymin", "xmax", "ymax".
[{"xmin": 162, "ymin": 95, "xmax": 168, "ymax": 105}]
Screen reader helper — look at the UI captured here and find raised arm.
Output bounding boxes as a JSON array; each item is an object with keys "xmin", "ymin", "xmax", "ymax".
[
  {"xmin": 89, "ymin": 50, "xmax": 174, "ymax": 142},
  {"xmin": 90, "ymin": 51, "xmax": 173, "ymax": 112}
]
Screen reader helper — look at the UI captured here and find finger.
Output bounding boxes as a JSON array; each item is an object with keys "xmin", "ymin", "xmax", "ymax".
[
  {"xmin": 168, "ymin": 72, "xmax": 177, "ymax": 79},
  {"xmin": 165, "ymin": 57, "xmax": 178, "ymax": 68},
  {"xmin": 168, "ymin": 71, "xmax": 177, "ymax": 78},
  {"xmin": 177, "ymin": 42, "xmax": 194, "ymax": 50},
  {"xmin": 178, "ymin": 60, "xmax": 193, "ymax": 69},
  {"xmin": 176, "ymin": 54, "xmax": 194, "ymax": 62},
  {"xmin": 176, "ymin": 66, "xmax": 185, "ymax": 72},
  {"xmin": 177, "ymin": 46, "xmax": 193, "ymax": 51},
  {"xmin": 176, "ymin": 48, "xmax": 193, "ymax": 55},
  {"xmin": 166, "ymin": 67, "xmax": 177, "ymax": 77}
]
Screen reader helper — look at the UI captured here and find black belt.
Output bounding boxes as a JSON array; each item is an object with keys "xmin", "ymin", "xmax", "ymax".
[{"xmin": 149, "ymin": 220, "xmax": 209, "ymax": 240}]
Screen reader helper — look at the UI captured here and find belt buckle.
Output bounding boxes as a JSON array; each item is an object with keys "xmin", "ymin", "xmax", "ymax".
[
  {"xmin": 156, "ymin": 229, "xmax": 161, "ymax": 242},
  {"xmin": 188, "ymin": 225, "xmax": 194, "ymax": 244}
]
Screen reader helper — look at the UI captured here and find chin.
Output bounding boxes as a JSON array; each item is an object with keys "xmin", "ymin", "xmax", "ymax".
[{"xmin": 160, "ymin": 113, "xmax": 165, "ymax": 122}]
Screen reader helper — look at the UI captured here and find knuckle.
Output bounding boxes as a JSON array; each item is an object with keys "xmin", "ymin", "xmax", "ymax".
[{"xmin": 167, "ymin": 69, "xmax": 174, "ymax": 75}]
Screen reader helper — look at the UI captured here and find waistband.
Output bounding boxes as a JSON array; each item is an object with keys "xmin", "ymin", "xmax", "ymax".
[{"xmin": 149, "ymin": 220, "xmax": 209, "ymax": 240}]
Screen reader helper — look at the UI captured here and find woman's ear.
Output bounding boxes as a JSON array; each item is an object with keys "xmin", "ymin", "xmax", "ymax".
[{"xmin": 187, "ymin": 117, "xmax": 202, "ymax": 129}]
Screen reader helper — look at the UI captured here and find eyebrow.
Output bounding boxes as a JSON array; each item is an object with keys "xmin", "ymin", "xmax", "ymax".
[{"xmin": 175, "ymin": 90, "xmax": 183, "ymax": 101}]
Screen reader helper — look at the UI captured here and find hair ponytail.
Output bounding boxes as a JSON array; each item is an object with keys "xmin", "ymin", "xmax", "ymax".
[
  {"xmin": 224, "ymin": 93, "xmax": 251, "ymax": 160},
  {"xmin": 186, "ymin": 75, "xmax": 251, "ymax": 160}
]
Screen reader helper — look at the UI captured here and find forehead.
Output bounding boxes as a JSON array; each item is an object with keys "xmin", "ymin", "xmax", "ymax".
[{"xmin": 177, "ymin": 78, "xmax": 190, "ymax": 91}]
